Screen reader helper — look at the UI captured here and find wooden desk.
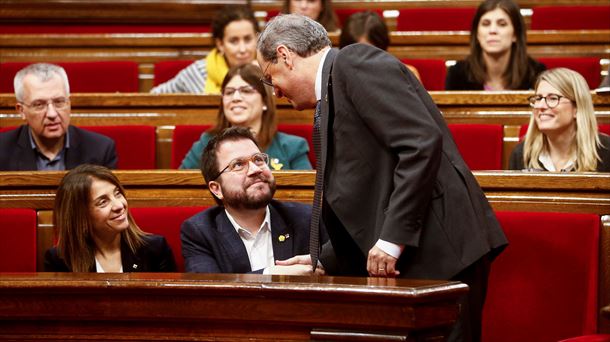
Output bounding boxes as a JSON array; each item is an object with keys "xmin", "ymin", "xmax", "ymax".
[
  {"xmin": 0, "ymin": 272, "xmax": 467, "ymax": 341},
  {"xmin": 2, "ymin": 91, "xmax": 609, "ymax": 169}
]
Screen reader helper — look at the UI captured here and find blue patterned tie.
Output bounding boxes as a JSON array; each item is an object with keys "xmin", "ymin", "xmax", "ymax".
[{"xmin": 310, "ymin": 100, "xmax": 323, "ymax": 269}]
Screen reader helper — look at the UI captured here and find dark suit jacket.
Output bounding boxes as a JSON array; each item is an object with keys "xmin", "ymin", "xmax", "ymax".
[
  {"xmin": 181, "ymin": 200, "xmax": 311, "ymax": 273},
  {"xmin": 509, "ymin": 133, "xmax": 610, "ymax": 172},
  {"xmin": 445, "ymin": 58, "xmax": 546, "ymax": 90},
  {"xmin": 44, "ymin": 234, "xmax": 177, "ymax": 272},
  {"xmin": 0, "ymin": 125, "xmax": 117, "ymax": 171},
  {"xmin": 318, "ymin": 45, "xmax": 508, "ymax": 279}
]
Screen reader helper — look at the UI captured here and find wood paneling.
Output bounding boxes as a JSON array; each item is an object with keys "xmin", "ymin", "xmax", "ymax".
[{"xmin": 0, "ymin": 272, "xmax": 466, "ymax": 341}]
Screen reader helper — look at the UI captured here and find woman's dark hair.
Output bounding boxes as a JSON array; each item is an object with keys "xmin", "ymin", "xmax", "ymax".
[
  {"xmin": 212, "ymin": 5, "xmax": 259, "ymax": 40},
  {"xmin": 208, "ymin": 64, "xmax": 277, "ymax": 151},
  {"xmin": 339, "ymin": 11, "xmax": 389, "ymax": 50},
  {"xmin": 54, "ymin": 164, "xmax": 147, "ymax": 272},
  {"xmin": 282, "ymin": 0, "xmax": 338, "ymax": 32},
  {"xmin": 465, "ymin": 0, "xmax": 536, "ymax": 89}
]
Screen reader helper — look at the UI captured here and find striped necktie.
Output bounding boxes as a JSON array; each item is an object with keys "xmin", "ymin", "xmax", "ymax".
[{"xmin": 310, "ymin": 100, "xmax": 323, "ymax": 270}]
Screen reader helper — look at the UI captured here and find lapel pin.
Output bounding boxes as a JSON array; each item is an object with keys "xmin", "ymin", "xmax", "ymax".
[
  {"xmin": 278, "ymin": 234, "xmax": 290, "ymax": 242},
  {"xmin": 132, "ymin": 264, "xmax": 138, "ymax": 269}
]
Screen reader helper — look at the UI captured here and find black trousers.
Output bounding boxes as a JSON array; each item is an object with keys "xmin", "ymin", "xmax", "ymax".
[{"xmin": 447, "ymin": 255, "xmax": 492, "ymax": 342}]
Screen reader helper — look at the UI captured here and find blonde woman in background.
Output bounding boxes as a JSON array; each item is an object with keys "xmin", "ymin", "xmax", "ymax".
[{"xmin": 509, "ymin": 68, "xmax": 610, "ymax": 172}]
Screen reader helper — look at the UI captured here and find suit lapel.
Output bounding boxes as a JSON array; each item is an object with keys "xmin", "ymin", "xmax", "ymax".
[
  {"xmin": 269, "ymin": 205, "xmax": 293, "ymax": 261},
  {"xmin": 216, "ymin": 211, "xmax": 252, "ymax": 272},
  {"xmin": 16, "ymin": 125, "xmax": 37, "ymax": 170},
  {"xmin": 319, "ymin": 48, "xmax": 338, "ymax": 178}
]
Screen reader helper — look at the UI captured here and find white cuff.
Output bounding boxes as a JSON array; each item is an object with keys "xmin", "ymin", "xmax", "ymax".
[{"xmin": 375, "ymin": 239, "xmax": 404, "ymax": 259}]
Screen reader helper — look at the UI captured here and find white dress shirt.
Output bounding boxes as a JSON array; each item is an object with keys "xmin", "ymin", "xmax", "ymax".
[{"xmin": 225, "ymin": 206, "xmax": 275, "ymax": 272}]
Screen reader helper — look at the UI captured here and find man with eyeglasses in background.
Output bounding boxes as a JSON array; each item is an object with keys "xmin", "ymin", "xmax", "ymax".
[
  {"xmin": 0, "ymin": 63, "xmax": 117, "ymax": 171},
  {"xmin": 181, "ymin": 126, "xmax": 318, "ymax": 275}
]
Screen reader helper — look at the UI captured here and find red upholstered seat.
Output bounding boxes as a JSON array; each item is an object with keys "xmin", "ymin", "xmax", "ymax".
[
  {"xmin": 401, "ymin": 58, "xmax": 447, "ymax": 90},
  {"xmin": 130, "ymin": 206, "xmax": 208, "ymax": 272},
  {"xmin": 171, "ymin": 125, "xmax": 212, "ymax": 169},
  {"xmin": 335, "ymin": 9, "xmax": 384, "ymax": 28},
  {"xmin": 600, "ymin": 124, "xmax": 610, "ymax": 136},
  {"xmin": 0, "ymin": 208, "xmax": 37, "ymax": 272},
  {"xmin": 397, "ymin": 8, "xmax": 476, "ymax": 31},
  {"xmin": 82, "ymin": 125, "xmax": 156, "ymax": 169},
  {"xmin": 538, "ymin": 57, "xmax": 602, "ymax": 90},
  {"xmin": 153, "ymin": 60, "xmax": 196, "ymax": 86},
  {"xmin": 559, "ymin": 335, "xmax": 610, "ymax": 342},
  {"xmin": 0, "ymin": 61, "xmax": 139, "ymax": 93},
  {"xmin": 0, "ymin": 24, "xmax": 211, "ymax": 34},
  {"xmin": 531, "ymin": 6, "xmax": 610, "ymax": 30},
  {"xmin": 448, "ymin": 124, "xmax": 503, "ymax": 170},
  {"xmin": 277, "ymin": 123, "xmax": 315, "ymax": 168},
  {"xmin": 483, "ymin": 212, "xmax": 600, "ymax": 342}
]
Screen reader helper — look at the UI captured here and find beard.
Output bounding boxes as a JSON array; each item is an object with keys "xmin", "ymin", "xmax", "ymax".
[{"xmin": 222, "ymin": 175, "xmax": 276, "ymax": 210}]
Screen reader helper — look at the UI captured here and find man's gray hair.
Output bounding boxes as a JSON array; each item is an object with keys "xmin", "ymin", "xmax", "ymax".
[
  {"xmin": 257, "ymin": 14, "xmax": 331, "ymax": 63},
  {"xmin": 14, "ymin": 63, "xmax": 70, "ymax": 102}
]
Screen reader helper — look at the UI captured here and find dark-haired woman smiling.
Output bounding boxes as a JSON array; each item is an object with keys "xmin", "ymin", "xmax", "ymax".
[{"xmin": 44, "ymin": 164, "xmax": 176, "ymax": 272}]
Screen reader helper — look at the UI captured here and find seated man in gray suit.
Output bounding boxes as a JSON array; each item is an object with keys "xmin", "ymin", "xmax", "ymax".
[
  {"xmin": 0, "ymin": 63, "xmax": 117, "ymax": 171},
  {"xmin": 181, "ymin": 126, "xmax": 314, "ymax": 275}
]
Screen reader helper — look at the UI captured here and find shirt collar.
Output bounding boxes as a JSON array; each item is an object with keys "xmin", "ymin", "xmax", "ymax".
[
  {"xmin": 225, "ymin": 206, "xmax": 271, "ymax": 237},
  {"xmin": 315, "ymin": 48, "xmax": 331, "ymax": 102},
  {"xmin": 538, "ymin": 150, "xmax": 575, "ymax": 172}
]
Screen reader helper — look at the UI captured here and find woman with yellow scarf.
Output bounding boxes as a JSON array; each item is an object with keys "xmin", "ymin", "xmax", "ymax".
[{"xmin": 151, "ymin": 5, "xmax": 259, "ymax": 94}]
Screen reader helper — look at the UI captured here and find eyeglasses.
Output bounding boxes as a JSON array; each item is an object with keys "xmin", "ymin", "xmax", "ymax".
[
  {"xmin": 213, "ymin": 152, "xmax": 270, "ymax": 180},
  {"xmin": 260, "ymin": 60, "xmax": 275, "ymax": 87},
  {"xmin": 20, "ymin": 97, "xmax": 70, "ymax": 114},
  {"xmin": 527, "ymin": 94, "xmax": 569, "ymax": 109},
  {"xmin": 222, "ymin": 85, "xmax": 258, "ymax": 98}
]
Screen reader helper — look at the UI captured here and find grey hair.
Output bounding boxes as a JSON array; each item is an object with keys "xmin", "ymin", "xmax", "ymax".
[
  {"xmin": 257, "ymin": 14, "xmax": 331, "ymax": 63},
  {"xmin": 14, "ymin": 63, "xmax": 70, "ymax": 102}
]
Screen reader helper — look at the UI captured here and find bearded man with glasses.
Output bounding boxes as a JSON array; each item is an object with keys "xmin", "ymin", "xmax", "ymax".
[
  {"xmin": 0, "ymin": 63, "xmax": 117, "ymax": 171},
  {"xmin": 181, "ymin": 126, "xmax": 318, "ymax": 275}
]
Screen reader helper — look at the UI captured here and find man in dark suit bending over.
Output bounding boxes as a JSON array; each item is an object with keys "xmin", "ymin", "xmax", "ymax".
[
  {"xmin": 181, "ymin": 127, "xmax": 315, "ymax": 275},
  {"xmin": 257, "ymin": 14, "xmax": 508, "ymax": 342},
  {"xmin": 0, "ymin": 63, "xmax": 117, "ymax": 171}
]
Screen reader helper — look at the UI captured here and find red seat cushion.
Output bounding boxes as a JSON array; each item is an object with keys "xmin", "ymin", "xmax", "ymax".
[
  {"xmin": 538, "ymin": 57, "xmax": 602, "ymax": 90},
  {"xmin": 397, "ymin": 8, "xmax": 476, "ymax": 31},
  {"xmin": 448, "ymin": 124, "xmax": 503, "ymax": 170},
  {"xmin": 130, "ymin": 206, "xmax": 208, "ymax": 272},
  {"xmin": 335, "ymin": 9, "xmax": 384, "ymax": 28},
  {"xmin": 531, "ymin": 6, "xmax": 610, "ymax": 30},
  {"xmin": 153, "ymin": 60, "xmax": 196, "ymax": 86},
  {"xmin": 599, "ymin": 124, "xmax": 610, "ymax": 136},
  {"xmin": 559, "ymin": 335, "xmax": 610, "ymax": 342},
  {"xmin": 0, "ymin": 208, "xmax": 37, "ymax": 272},
  {"xmin": 483, "ymin": 212, "xmax": 600, "ymax": 342},
  {"xmin": 277, "ymin": 123, "xmax": 315, "ymax": 168},
  {"xmin": 171, "ymin": 125, "xmax": 212, "ymax": 169},
  {"xmin": 0, "ymin": 24, "xmax": 211, "ymax": 34},
  {"xmin": 82, "ymin": 125, "xmax": 156, "ymax": 169},
  {"xmin": 401, "ymin": 58, "xmax": 447, "ymax": 90},
  {"xmin": 0, "ymin": 61, "xmax": 139, "ymax": 93}
]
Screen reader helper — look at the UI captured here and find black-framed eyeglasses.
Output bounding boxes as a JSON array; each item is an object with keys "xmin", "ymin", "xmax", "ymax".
[
  {"xmin": 527, "ymin": 94, "xmax": 568, "ymax": 109},
  {"xmin": 20, "ymin": 97, "xmax": 70, "ymax": 114},
  {"xmin": 259, "ymin": 60, "xmax": 275, "ymax": 87},
  {"xmin": 222, "ymin": 85, "xmax": 258, "ymax": 98},
  {"xmin": 212, "ymin": 152, "xmax": 270, "ymax": 181}
]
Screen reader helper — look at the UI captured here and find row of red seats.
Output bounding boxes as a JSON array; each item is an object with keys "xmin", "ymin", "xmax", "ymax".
[
  {"xmin": 0, "ymin": 56, "xmax": 604, "ymax": 92},
  {"xmin": 1, "ymin": 6, "xmax": 608, "ymax": 34},
  {"xmin": 0, "ymin": 207, "xmax": 602, "ymax": 341},
  {"xmin": 2, "ymin": 124, "xmax": 608, "ymax": 171},
  {"xmin": 269, "ymin": 6, "xmax": 610, "ymax": 31}
]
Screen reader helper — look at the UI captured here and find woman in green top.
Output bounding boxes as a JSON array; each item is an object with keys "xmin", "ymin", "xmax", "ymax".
[{"xmin": 179, "ymin": 64, "xmax": 312, "ymax": 170}]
